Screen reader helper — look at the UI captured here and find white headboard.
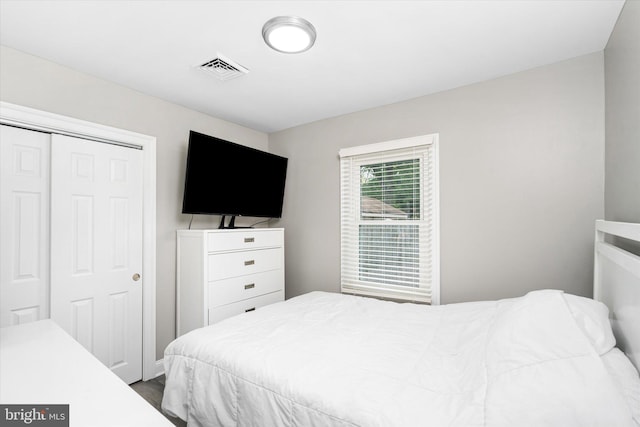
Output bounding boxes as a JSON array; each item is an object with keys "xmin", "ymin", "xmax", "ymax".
[{"xmin": 594, "ymin": 220, "xmax": 640, "ymax": 371}]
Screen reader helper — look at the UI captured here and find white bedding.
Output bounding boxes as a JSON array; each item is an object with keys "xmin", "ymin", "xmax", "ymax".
[{"xmin": 162, "ymin": 290, "xmax": 639, "ymax": 427}]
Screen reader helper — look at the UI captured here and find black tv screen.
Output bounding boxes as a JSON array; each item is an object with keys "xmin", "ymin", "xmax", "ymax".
[{"xmin": 182, "ymin": 131, "xmax": 288, "ymax": 218}]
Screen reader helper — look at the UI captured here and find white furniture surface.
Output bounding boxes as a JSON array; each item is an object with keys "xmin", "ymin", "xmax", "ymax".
[
  {"xmin": 176, "ymin": 228, "xmax": 284, "ymax": 336},
  {"xmin": 594, "ymin": 220, "xmax": 640, "ymax": 371},
  {"xmin": 0, "ymin": 319, "xmax": 173, "ymax": 427}
]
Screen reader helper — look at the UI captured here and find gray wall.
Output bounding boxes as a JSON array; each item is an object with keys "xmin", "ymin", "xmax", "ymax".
[
  {"xmin": 605, "ymin": 1, "xmax": 640, "ymax": 226},
  {"xmin": 0, "ymin": 45, "xmax": 268, "ymax": 359},
  {"xmin": 270, "ymin": 52, "xmax": 605, "ymax": 304}
]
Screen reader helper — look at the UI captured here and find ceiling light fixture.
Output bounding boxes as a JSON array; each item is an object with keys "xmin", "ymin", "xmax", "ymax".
[{"xmin": 262, "ymin": 16, "xmax": 316, "ymax": 54}]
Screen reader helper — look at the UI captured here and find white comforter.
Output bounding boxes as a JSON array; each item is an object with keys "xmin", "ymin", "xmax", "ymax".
[{"xmin": 162, "ymin": 290, "xmax": 639, "ymax": 426}]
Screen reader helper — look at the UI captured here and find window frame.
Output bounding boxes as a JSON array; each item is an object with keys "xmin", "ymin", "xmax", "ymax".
[{"xmin": 339, "ymin": 134, "xmax": 440, "ymax": 304}]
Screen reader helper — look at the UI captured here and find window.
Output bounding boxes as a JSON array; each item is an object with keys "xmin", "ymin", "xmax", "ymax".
[{"xmin": 339, "ymin": 135, "xmax": 439, "ymax": 304}]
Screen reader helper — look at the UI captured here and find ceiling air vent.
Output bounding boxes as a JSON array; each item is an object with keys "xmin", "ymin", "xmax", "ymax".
[{"xmin": 198, "ymin": 54, "xmax": 249, "ymax": 81}]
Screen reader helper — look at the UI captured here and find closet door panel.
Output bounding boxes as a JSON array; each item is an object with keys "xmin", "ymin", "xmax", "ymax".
[
  {"xmin": 0, "ymin": 125, "xmax": 50, "ymax": 327},
  {"xmin": 50, "ymin": 134, "xmax": 144, "ymax": 384}
]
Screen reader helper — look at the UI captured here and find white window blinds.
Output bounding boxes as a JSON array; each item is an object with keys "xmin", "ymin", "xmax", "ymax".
[{"xmin": 339, "ymin": 135, "xmax": 439, "ymax": 304}]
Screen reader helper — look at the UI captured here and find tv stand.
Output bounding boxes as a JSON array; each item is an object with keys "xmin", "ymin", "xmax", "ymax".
[{"xmin": 218, "ymin": 215, "xmax": 252, "ymax": 229}]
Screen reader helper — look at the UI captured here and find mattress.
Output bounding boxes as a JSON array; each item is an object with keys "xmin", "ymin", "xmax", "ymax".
[{"xmin": 162, "ymin": 290, "xmax": 639, "ymax": 427}]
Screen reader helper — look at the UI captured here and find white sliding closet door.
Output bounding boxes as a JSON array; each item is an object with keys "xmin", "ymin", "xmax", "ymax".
[
  {"xmin": 0, "ymin": 125, "xmax": 51, "ymax": 327},
  {"xmin": 50, "ymin": 134, "xmax": 143, "ymax": 384}
]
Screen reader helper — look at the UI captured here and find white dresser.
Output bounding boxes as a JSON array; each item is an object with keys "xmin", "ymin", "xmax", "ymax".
[{"xmin": 176, "ymin": 228, "xmax": 284, "ymax": 336}]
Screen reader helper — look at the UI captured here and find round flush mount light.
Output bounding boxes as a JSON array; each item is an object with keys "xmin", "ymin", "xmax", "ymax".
[{"xmin": 262, "ymin": 16, "xmax": 316, "ymax": 54}]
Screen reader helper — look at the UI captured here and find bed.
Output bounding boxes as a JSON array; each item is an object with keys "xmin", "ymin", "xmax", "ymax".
[{"xmin": 162, "ymin": 220, "xmax": 640, "ymax": 426}]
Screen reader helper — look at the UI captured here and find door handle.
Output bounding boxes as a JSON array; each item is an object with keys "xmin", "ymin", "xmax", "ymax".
[{"xmin": 132, "ymin": 273, "xmax": 141, "ymax": 281}]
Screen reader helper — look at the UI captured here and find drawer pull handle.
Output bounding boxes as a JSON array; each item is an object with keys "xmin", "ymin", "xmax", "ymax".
[
  {"xmin": 244, "ymin": 260, "xmax": 255, "ymax": 266},
  {"xmin": 244, "ymin": 283, "xmax": 255, "ymax": 290},
  {"xmin": 244, "ymin": 237, "xmax": 255, "ymax": 243},
  {"xmin": 245, "ymin": 307, "xmax": 256, "ymax": 312}
]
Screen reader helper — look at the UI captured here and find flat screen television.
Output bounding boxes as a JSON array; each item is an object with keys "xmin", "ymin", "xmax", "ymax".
[{"xmin": 182, "ymin": 131, "xmax": 288, "ymax": 228}]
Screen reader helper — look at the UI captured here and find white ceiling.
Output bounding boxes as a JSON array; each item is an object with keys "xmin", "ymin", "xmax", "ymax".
[{"xmin": 0, "ymin": 0, "xmax": 624, "ymax": 133}]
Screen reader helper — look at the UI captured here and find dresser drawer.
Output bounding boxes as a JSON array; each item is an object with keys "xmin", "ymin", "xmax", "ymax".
[
  {"xmin": 208, "ymin": 270, "xmax": 283, "ymax": 308},
  {"xmin": 207, "ymin": 248, "xmax": 282, "ymax": 281},
  {"xmin": 207, "ymin": 230, "xmax": 283, "ymax": 252},
  {"xmin": 208, "ymin": 291, "xmax": 284, "ymax": 325}
]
